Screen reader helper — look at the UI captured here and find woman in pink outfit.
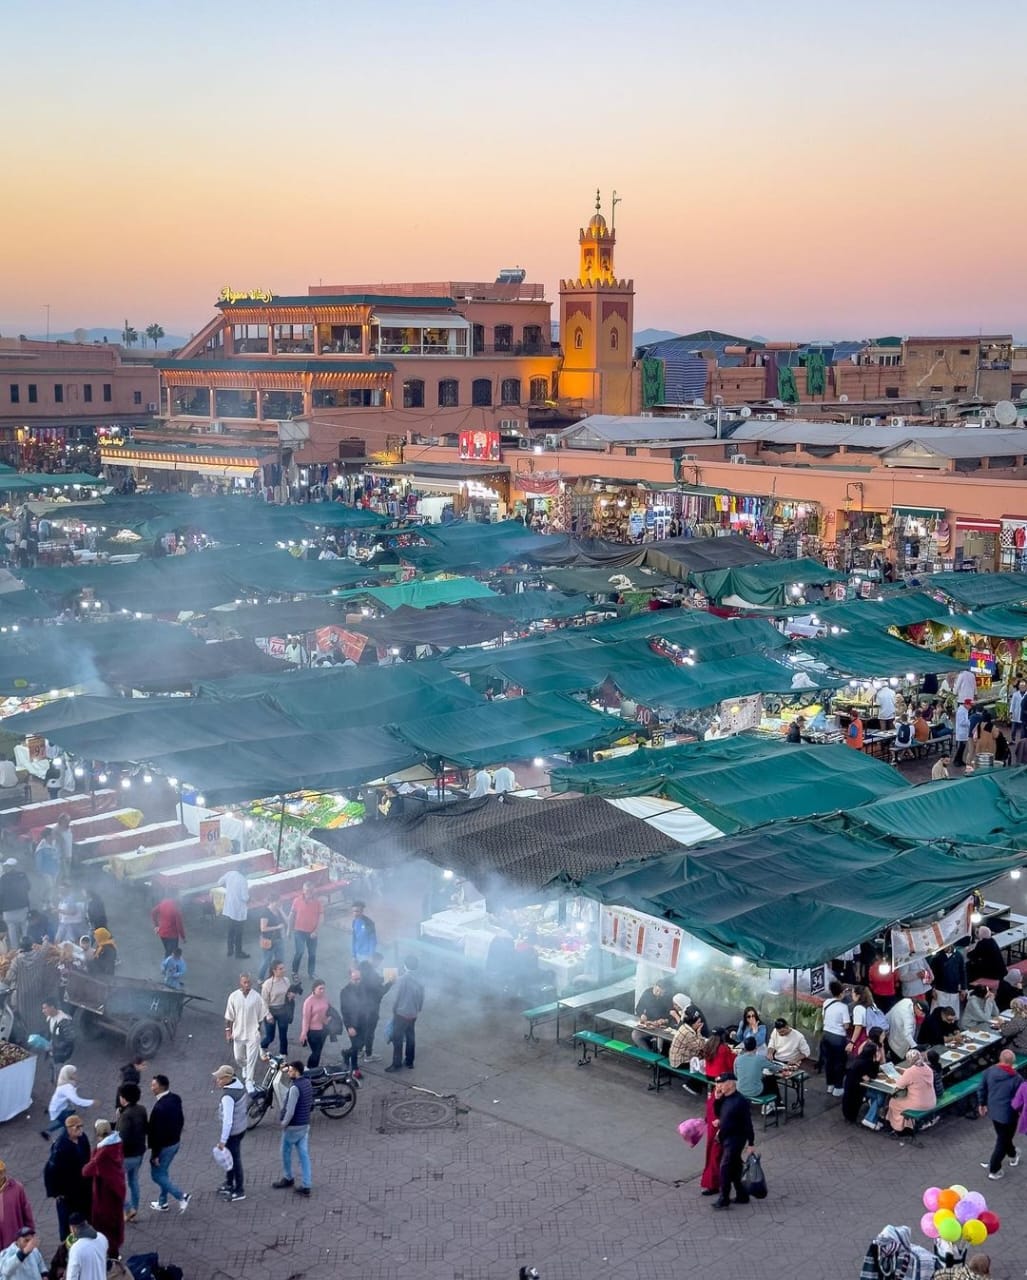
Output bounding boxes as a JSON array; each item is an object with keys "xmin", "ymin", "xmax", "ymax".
[{"xmin": 886, "ymin": 1049, "xmax": 936, "ymax": 1133}]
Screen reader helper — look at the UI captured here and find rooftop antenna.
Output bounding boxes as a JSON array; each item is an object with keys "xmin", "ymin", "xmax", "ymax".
[{"xmin": 612, "ymin": 190, "xmax": 622, "ymax": 234}]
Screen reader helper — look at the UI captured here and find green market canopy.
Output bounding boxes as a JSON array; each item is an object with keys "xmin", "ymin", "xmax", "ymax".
[
  {"xmin": 691, "ymin": 557, "xmax": 847, "ymax": 607},
  {"xmin": 338, "ymin": 577, "xmax": 496, "ymax": 610},
  {"xmin": 387, "ymin": 692, "xmax": 629, "ymax": 767},
  {"xmin": 552, "ymin": 738, "xmax": 905, "ymax": 833},
  {"xmin": 793, "ymin": 630, "xmax": 965, "ymax": 678},
  {"xmin": 928, "ymin": 572, "xmax": 1027, "ymax": 609},
  {"xmin": 568, "ymin": 768, "xmax": 1027, "ymax": 968},
  {"xmin": 813, "ymin": 591, "xmax": 942, "ymax": 631}
]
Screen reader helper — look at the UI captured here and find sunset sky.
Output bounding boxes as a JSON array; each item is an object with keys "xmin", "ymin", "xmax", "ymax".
[{"xmin": 4, "ymin": 0, "xmax": 1025, "ymax": 341}]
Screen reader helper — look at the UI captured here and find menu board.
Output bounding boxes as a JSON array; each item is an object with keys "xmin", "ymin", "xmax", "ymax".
[{"xmin": 599, "ymin": 905, "xmax": 682, "ymax": 972}]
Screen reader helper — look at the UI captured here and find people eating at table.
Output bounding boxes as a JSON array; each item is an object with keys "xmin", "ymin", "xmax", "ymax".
[
  {"xmin": 669, "ymin": 992, "xmax": 708, "ymax": 1034},
  {"xmin": 962, "ymin": 984, "xmax": 1000, "ymax": 1031},
  {"xmin": 732, "ymin": 1006, "xmax": 767, "ymax": 1051},
  {"xmin": 841, "ymin": 1026, "xmax": 886, "ymax": 1126},
  {"xmin": 916, "ymin": 1001, "xmax": 959, "ymax": 1048},
  {"xmin": 766, "ymin": 1017, "xmax": 810, "ymax": 1067},
  {"xmin": 886, "ymin": 1049, "xmax": 936, "ymax": 1134},
  {"xmin": 630, "ymin": 981, "xmax": 673, "ymax": 1052},
  {"xmin": 735, "ymin": 1036, "xmax": 785, "ymax": 1112},
  {"xmin": 668, "ymin": 1006, "xmax": 707, "ymax": 1094},
  {"xmin": 998, "ymin": 996, "xmax": 1027, "ymax": 1054}
]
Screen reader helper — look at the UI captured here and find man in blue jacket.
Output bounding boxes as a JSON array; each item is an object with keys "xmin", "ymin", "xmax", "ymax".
[{"xmin": 273, "ymin": 1062, "xmax": 313, "ymax": 1197}]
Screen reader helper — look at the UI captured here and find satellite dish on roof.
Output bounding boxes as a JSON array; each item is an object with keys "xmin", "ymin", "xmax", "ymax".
[
  {"xmin": 994, "ymin": 400, "xmax": 1018, "ymax": 426},
  {"xmin": 839, "ymin": 394, "xmax": 849, "ymax": 403},
  {"xmin": 692, "ymin": 398, "xmax": 705, "ymax": 408},
  {"xmin": 769, "ymin": 398, "xmax": 784, "ymax": 409},
  {"xmin": 739, "ymin": 405, "xmax": 752, "ymax": 418}
]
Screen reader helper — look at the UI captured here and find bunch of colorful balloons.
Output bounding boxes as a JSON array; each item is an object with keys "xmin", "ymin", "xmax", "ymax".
[{"xmin": 921, "ymin": 1184, "xmax": 1000, "ymax": 1246}]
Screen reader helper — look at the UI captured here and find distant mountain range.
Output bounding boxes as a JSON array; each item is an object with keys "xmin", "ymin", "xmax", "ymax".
[
  {"xmin": 17, "ymin": 328, "xmax": 188, "ymax": 351},
  {"xmin": 634, "ymin": 328, "xmax": 679, "ymax": 346}
]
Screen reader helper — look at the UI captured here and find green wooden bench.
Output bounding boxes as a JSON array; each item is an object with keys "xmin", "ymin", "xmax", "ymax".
[
  {"xmin": 574, "ymin": 1030, "xmax": 668, "ymax": 1090},
  {"xmin": 523, "ymin": 1001, "xmax": 560, "ymax": 1041}
]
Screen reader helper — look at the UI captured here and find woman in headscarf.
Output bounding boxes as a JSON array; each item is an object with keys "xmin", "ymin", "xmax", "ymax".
[
  {"xmin": 82, "ymin": 1118, "xmax": 126, "ymax": 1261},
  {"xmin": 6, "ymin": 940, "xmax": 58, "ymax": 1038},
  {"xmin": 858, "ymin": 1223, "xmax": 938, "ymax": 1280},
  {"xmin": 86, "ymin": 927, "xmax": 117, "ymax": 976},
  {"xmin": 962, "ymin": 984, "xmax": 999, "ymax": 1031},
  {"xmin": 696, "ymin": 1030, "xmax": 736, "ymax": 1198},
  {"xmin": 999, "ymin": 995, "xmax": 1027, "ymax": 1054},
  {"xmin": 886, "ymin": 1049, "xmax": 936, "ymax": 1134},
  {"xmin": 967, "ymin": 926, "xmax": 1008, "ymax": 983}
]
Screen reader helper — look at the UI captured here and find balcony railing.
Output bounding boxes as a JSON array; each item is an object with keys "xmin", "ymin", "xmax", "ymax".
[{"xmin": 471, "ymin": 341, "xmax": 556, "ymax": 357}]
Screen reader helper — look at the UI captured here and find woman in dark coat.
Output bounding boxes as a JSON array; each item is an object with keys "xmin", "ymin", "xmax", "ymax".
[
  {"xmin": 44, "ymin": 1114, "xmax": 91, "ymax": 1242},
  {"xmin": 966, "ymin": 927, "xmax": 1007, "ymax": 983},
  {"xmin": 841, "ymin": 1027, "xmax": 885, "ymax": 1123},
  {"xmin": 82, "ymin": 1120, "xmax": 125, "ymax": 1259}
]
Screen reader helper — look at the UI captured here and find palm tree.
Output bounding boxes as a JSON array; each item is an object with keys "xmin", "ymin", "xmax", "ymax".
[
  {"xmin": 121, "ymin": 320, "xmax": 138, "ymax": 347},
  {"xmin": 145, "ymin": 323, "xmax": 165, "ymax": 349}
]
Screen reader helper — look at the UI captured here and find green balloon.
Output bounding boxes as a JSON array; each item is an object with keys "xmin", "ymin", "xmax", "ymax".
[{"xmin": 939, "ymin": 1218, "xmax": 962, "ymax": 1243}]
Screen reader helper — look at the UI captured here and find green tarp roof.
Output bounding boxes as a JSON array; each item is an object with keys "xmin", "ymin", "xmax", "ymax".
[
  {"xmin": 843, "ymin": 767, "xmax": 1027, "ymax": 845},
  {"xmin": 691, "ymin": 557, "xmax": 847, "ymax": 606},
  {"xmin": 195, "ymin": 662, "xmax": 481, "ymax": 730},
  {"xmin": 931, "ymin": 605, "xmax": 1027, "ymax": 639},
  {"xmin": 570, "ymin": 769, "xmax": 1027, "ymax": 968},
  {"xmin": 472, "ymin": 590, "xmax": 603, "ymax": 623},
  {"xmin": 0, "ymin": 473, "xmax": 102, "ymax": 493},
  {"xmin": 929, "ymin": 572, "xmax": 1027, "ymax": 609},
  {"xmin": 155, "ymin": 728, "xmax": 419, "ymax": 806},
  {"xmin": 813, "ymin": 591, "xmax": 941, "ymax": 631},
  {"xmin": 793, "ymin": 629, "xmax": 965, "ymax": 677},
  {"xmin": 553, "ymin": 737, "xmax": 904, "ymax": 833},
  {"xmin": 339, "ymin": 577, "xmax": 496, "ymax": 610},
  {"xmin": 605, "ymin": 653, "xmax": 836, "ymax": 711},
  {"xmin": 541, "ymin": 566, "xmax": 678, "ymax": 594},
  {"xmin": 387, "ymin": 692, "xmax": 628, "ymax": 767}
]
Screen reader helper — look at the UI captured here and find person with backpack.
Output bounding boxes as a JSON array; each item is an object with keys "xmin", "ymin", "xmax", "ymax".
[
  {"xmin": 893, "ymin": 717, "xmax": 915, "ymax": 760},
  {"xmin": 848, "ymin": 987, "xmax": 889, "ymax": 1056}
]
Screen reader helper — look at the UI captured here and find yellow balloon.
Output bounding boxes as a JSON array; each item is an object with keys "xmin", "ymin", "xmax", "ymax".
[
  {"xmin": 963, "ymin": 1220, "xmax": 987, "ymax": 1246},
  {"xmin": 949, "ymin": 1184, "xmax": 968, "ymax": 1198},
  {"xmin": 933, "ymin": 1209, "xmax": 955, "ymax": 1228}
]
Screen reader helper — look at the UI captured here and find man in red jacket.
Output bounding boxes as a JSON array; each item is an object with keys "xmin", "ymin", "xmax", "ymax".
[
  {"xmin": 151, "ymin": 893, "xmax": 186, "ymax": 957},
  {"xmin": 0, "ymin": 1159, "xmax": 35, "ymax": 1251}
]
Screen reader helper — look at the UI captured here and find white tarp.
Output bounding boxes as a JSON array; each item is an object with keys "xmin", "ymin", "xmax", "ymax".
[{"xmin": 605, "ymin": 795, "xmax": 723, "ymax": 847}]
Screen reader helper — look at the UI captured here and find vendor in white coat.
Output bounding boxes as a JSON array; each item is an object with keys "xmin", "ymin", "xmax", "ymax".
[{"xmin": 218, "ymin": 868, "xmax": 251, "ymax": 960}]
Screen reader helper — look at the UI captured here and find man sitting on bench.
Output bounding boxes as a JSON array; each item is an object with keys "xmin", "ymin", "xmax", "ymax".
[{"xmin": 632, "ymin": 980, "xmax": 672, "ymax": 1051}]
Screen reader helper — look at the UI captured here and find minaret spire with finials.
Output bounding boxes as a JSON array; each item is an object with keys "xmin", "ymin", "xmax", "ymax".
[{"xmin": 595, "ymin": 187, "xmax": 602, "ymax": 217}]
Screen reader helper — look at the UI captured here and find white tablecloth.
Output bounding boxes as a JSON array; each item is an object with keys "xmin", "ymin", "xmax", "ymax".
[{"xmin": 0, "ymin": 1052, "xmax": 36, "ymax": 1122}]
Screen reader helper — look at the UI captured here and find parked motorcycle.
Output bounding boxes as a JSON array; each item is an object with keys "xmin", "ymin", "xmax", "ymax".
[{"xmin": 246, "ymin": 1054, "xmax": 358, "ymax": 1129}]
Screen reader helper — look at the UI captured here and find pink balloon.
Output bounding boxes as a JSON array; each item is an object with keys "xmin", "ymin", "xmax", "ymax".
[
  {"xmin": 922, "ymin": 1187, "xmax": 941, "ymax": 1212},
  {"xmin": 920, "ymin": 1211, "xmax": 940, "ymax": 1239}
]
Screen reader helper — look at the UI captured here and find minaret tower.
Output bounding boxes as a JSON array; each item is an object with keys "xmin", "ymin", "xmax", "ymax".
[{"xmin": 558, "ymin": 189, "xmax": 635, "ymax": 414}]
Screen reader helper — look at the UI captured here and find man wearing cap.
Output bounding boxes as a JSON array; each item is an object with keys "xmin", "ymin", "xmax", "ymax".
[
  {"xmin": 65, "ymin": 1213, "xmax": 107, "ymax": 1280},
  {"xmin": 0, "ymin": 1160, "xmax": 35, "ymax": 1252},
  {"xmin": 0, "ymin": 856, "xmax": 31, "ymax": 948},
  {"xmin": 953, "ymin": 699, "xmax": 973, "ymax": 768},
  {"xmin": 711, "ymin": 1073, "xmax": 756, "ymax": 1210},
  {"xmin": 0, "ymin": 1225, "xmax": 48, "ymax": 1280},
  {"xmin": 212, "ymin": 1065, "xmax": 248, "ymax": 1203}
]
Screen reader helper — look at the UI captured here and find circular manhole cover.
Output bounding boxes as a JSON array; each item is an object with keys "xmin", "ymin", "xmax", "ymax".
[{"xmin": 376, "ymin": 1094, "xmax": 459, "ymax": 1133}]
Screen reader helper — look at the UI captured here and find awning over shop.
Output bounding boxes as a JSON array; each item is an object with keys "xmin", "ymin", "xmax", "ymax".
[
  {"xmin": 607, "ymin": 653, "xmax": 836, "ymax": 711},
  {"xmin": 892, "ymin": 505, "xmax": 945, "ymax": 519},
  {"xmin": 471, "ymin": 591, "xmax": 602, "ymax": 624},
  {"xmin": 928, "ymin": 572, "xmax": 1027, "ymax": 609},
  {"xmin": 371, "ymin": 312, "xmax": 469, "ymax": 330},
  {"xmin": 793, "ymin": 630, "xmax": 965, "ymax": 677},
  {"xmin": 955, "ymin": 518, "xmax": 1002, "ymax": 533},
  {"xmin": 387, "ymin": 692, "xmax": 628, "ymax": 767},
  {"xmin": 933, "ymin": 605, "xmax": 1027, "ymax": 638}
]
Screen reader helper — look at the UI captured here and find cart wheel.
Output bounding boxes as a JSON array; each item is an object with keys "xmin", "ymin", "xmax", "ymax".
[
  {"xmin": 75, "ymin": 1009, "xmax": 102, "ymax": 1040},
  {"xmin": 127, "ymin": 1020, "xmax": 163, "ymax": 1058}
]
